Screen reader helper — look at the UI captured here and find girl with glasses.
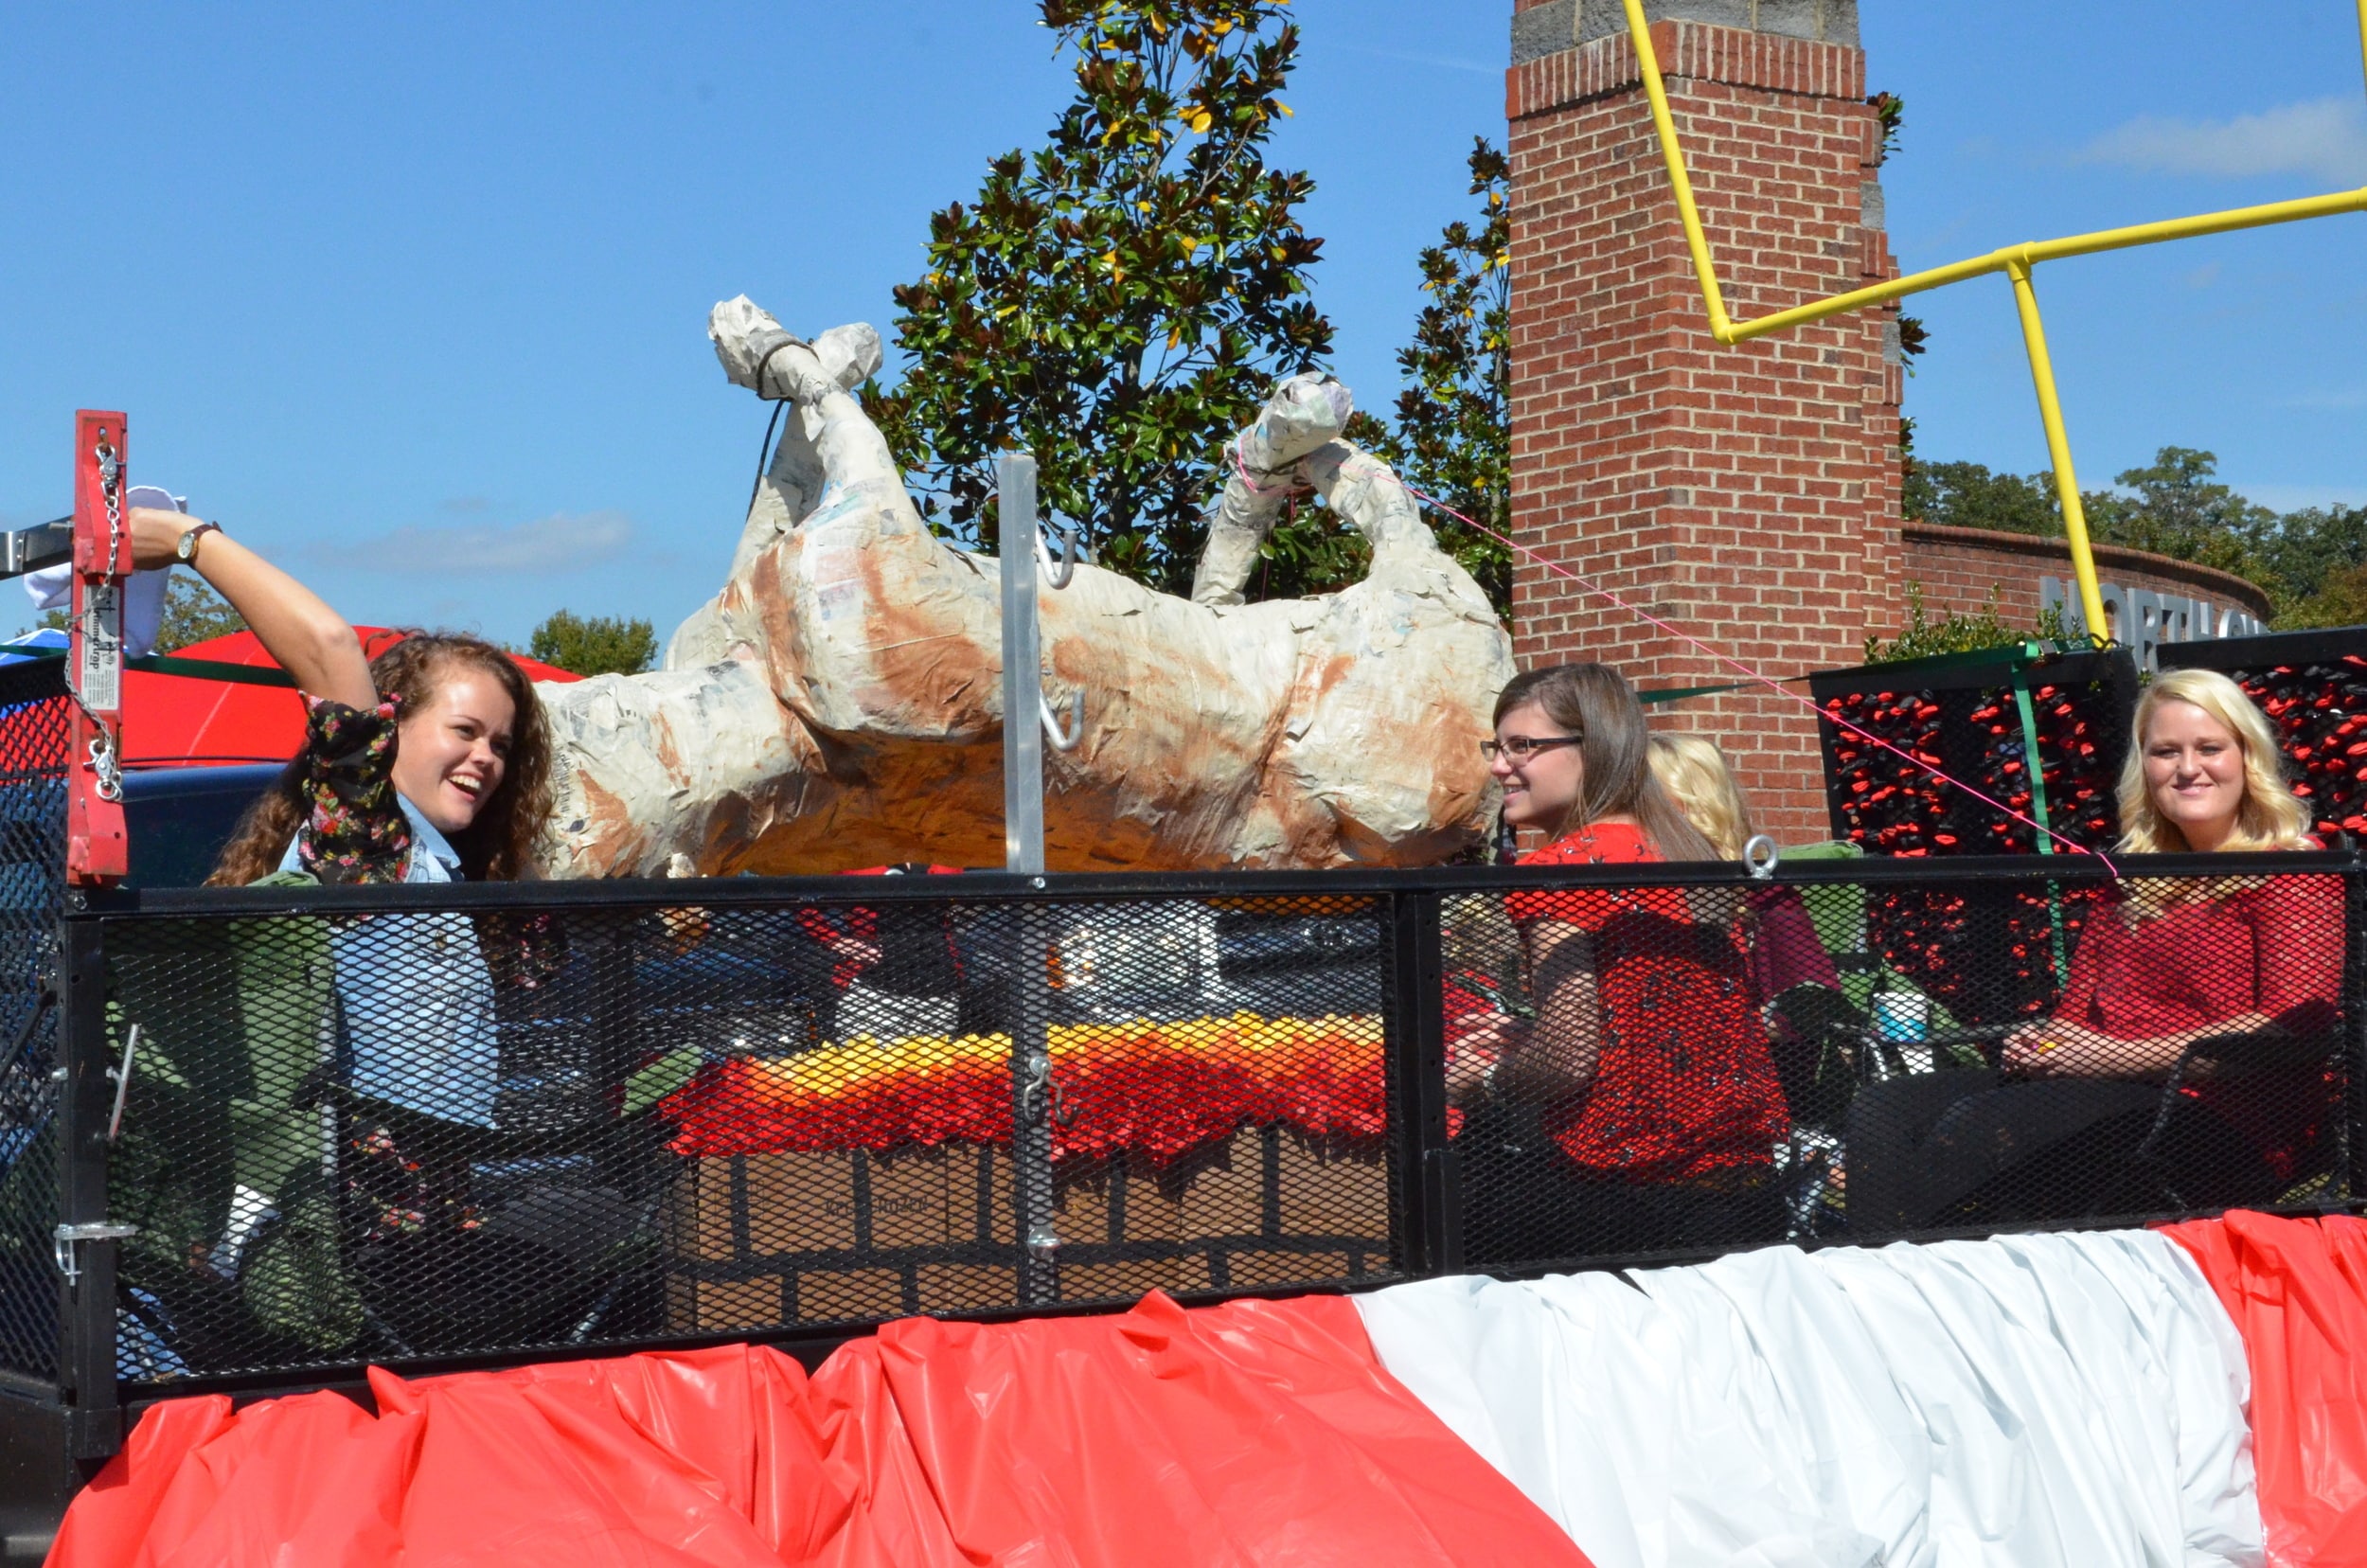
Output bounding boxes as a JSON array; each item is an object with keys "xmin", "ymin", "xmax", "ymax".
[{"xmin": 1455, "ymin": 664, "xmax": 1789, "ymax": 1261}]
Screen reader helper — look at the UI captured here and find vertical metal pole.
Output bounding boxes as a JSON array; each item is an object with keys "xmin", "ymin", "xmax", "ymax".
[
  {"xmin": 2338, "ymin": 844, "xmax": 2366, "ymax": 1197},
  {"xmin": 996, "ymin": 454, "xmax": 1057, "ymax": 1302},
  {"xmin": 56, "ymin": 911, "xmax": 122, "ymax": 1458},
  {"xmin": 999, "ymin": 454, "xmax": 1045, "ymax": 879},
  {"xmin": 2356, "ymin": 0, "xmax": 2367, "ymax": 111},
  {"xmin": 2005, "ymin": 261, "xmax": 2111, "ymax": 646},
  {"xmin": 1389, "ymin": 891, "xmax": 1454, "ymax": 1276},
  {"xmin": 67, "ymin": 411, "xmax": 130, "ymax": 887}
]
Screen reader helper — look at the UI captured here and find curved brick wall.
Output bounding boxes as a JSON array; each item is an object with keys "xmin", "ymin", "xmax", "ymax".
[{"xmin": 1902, "ymin": 522, "xmax": 2271, "ymax": 668}]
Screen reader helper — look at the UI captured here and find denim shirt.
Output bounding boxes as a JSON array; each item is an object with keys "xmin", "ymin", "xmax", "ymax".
[{"xmin": 280, "ymin": 796, "xmax": 501, "ymax": 1127}]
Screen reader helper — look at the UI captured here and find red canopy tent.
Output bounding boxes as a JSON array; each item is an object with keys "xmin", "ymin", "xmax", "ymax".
[{"xmin": 120, "ymin": 628, "xmax": 581, "ymax": 769}]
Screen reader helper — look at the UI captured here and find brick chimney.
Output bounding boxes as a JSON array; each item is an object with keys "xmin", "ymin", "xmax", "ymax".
[{"xmin": 1506, "ymin": 0, "xmax": 1903, "ymax": 841}]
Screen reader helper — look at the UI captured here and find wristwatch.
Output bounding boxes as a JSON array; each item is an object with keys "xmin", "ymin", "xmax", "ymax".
[{"xmin": 174, "ymin": 520, "xmax": 223, "ymax": 563}]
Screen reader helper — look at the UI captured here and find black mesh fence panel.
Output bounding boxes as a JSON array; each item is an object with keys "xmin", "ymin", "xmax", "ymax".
[
  {"xmin": 1450, "ymin": 859, "xmax": 2355, "ymax": 1274},
  {"xmin": 94, "ymin": 885, "xmax": 1399, "ymax": 1383},
  {"xmin": 1811, "ymin": 647, "xmax": 2138, "ymax": 856},
  {"xmin": 48, "ymin": 847, "xmax": 2362, "ymax": 1391},
  {"xmin": 0, "ymin": 661, "xmax": 67, "ymax": 1381}
]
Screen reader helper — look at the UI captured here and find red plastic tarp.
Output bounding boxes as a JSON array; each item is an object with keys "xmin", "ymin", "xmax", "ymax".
[
  {"xmin": 2162, "ymin": 1210, "xmax": 2367, "ymax": 1566},
  {"xmin": 121, "ymin": 628, "xmax": 580, "ymax": 769},
  {"xmin": 52, "ymin": 1292, "xmax": 1591, "ymax": 1568}
]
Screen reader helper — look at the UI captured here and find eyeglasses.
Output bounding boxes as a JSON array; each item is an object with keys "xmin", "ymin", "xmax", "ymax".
[{"xmin": 1481, "ymin": 734, "xmax": 1582, "ymax": 762}]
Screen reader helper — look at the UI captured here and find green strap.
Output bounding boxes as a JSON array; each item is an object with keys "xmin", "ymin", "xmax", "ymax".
[
  {"xmin": 4, "ymin": 647, "xmax": 297, "ymax": 688},
  {"xmin": 1637, "ymin": 677, "xmax": 1806, "ymax": 705},
  {"xmin": 2008, "ymin": 641, "xmax": 2073, "ymax": 979},
  {"xmin": 131, "ymin": 652, "xmax": 297, "ymax": 688}
]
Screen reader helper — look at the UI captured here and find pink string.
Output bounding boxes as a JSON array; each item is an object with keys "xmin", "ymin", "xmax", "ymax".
[{"xmin": 1226, "ymin": 442, "xmax": 2112, "ymax": 868}]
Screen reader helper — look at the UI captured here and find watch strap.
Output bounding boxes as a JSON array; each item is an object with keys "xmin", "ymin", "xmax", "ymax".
[{"xmin": 178, "ymin": 520, "xmax": 223, "ymax": 561}]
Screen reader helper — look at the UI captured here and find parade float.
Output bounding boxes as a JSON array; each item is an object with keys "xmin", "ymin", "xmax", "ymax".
[{"xmin": 7, "ymin": 0, "xmax": 2367, "ymax": 1559}]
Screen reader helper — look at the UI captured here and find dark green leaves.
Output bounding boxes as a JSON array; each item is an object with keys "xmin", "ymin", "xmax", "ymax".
[
  {"xmin": 1900, "ymin": 445, "xmax": 2367, "ymax": 631},
  {"xmin": 528, "ymin": 610, "xmax": 657, "ymax": 677},
  {"xmin": 866, "ymin": 0, "xmax": 1327, "ymax": 597},
  {"xmin": 1355, "ymin": 139, "xmax": 1512, "ymax": 618}
]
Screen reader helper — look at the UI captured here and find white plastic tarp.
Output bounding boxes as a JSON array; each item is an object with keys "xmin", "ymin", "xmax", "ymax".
[{"xmin": 1355, "ymin": 1229, "xmax": 2259, "ymax": 1568}]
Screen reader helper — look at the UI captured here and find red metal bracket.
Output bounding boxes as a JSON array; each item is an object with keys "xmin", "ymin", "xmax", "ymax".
[{"xmin": 66, "ymin": 409, "xmax": 131, "ymax": 886}]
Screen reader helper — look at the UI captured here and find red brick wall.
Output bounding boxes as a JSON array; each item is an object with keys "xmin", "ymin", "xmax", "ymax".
[{"xmin": 1506, "ymin": 9, "xmax": 1899, "ymax": 842}]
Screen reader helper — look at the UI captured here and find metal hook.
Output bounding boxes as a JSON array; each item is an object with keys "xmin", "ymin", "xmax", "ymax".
[
  {"xmin": 1020, "ymin": 1052, "xmax": 1053, "ymax": 1124},
  {"xmin": 1742, "ymin": 834, "xmax": 1781, "ymax": 881},
  {"xmin": 1039, "ymin": 523, "xmax": 1079, "ymax": 590},
  {"xmin": 1040, "ymin": 688, "xmax": 1083, "ymax": 752}
]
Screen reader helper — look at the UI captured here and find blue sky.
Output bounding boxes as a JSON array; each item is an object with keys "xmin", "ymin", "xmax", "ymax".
[
  {"xmin": 2, "ymin": 2, "xmax": 2361, "ymax": 646},
  {"xmin": 1860, "ymin": 1, "xmax": 2367, "ymax": 517}
]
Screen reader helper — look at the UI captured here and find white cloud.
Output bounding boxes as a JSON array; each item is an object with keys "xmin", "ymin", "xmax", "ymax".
[
  {"xmin": 2073, "ymin": 97, "xmax": 2367, "ymax": 185},
  {"xmin": 341, "ymin": 510, "xmax": 633, "ymax": 575},
  {"xmin": 2271, "ymin": 385, "xmax": 2367, "ymax": 410}
]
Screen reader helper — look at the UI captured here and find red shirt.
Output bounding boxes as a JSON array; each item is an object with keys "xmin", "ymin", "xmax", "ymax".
[
  {"xmin": 2051, "ymin": 864, "xmax": 2345, "ymax": 1178},
  {"xmin": 795, "ymin": 864, "xmax": 966, "ymax": 989},
  {"xmin": 1506, "ymin": 823, "xmax": 1789, "ymax": 1182}
]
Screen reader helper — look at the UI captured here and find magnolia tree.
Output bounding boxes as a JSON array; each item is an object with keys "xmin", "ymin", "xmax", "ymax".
[
  {"xmin": 866, "ymin": 0, "xmax": 1333, "ymax": 597},
  {"xmin": 527, "ymin": 298, "xmax": 1512, "ymax": 877}
]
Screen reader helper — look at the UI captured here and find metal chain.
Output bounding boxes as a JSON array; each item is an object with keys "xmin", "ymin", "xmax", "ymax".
[
  {"xmin": 98, "ymin": 438, "xmax": 124, "ymax": 574},
  {"xmin": 63, "ymin": 434, "xmax": 126, "ymax": 803}
]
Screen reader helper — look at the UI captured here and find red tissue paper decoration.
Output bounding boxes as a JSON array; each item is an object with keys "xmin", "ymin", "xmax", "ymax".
[{"xmin": 661, "ymin": 1014, "xmax": 1428, "ymax": 1166}]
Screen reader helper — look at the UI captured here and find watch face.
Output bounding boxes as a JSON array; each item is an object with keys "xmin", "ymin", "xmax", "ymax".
[{"xmin": 176, "ymin": 531, "xmax": 195, "ymax": 561}]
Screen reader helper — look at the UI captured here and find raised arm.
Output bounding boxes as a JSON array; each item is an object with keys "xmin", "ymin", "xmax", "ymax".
[{"xmin": 127, "ymin": 508, "xmax": 377, "ymax": 709}]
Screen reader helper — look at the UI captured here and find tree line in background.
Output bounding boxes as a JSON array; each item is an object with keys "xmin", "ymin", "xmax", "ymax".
[
  {"xmin": 1904, "ymin": 448, "xmax": 2367, "ymax": 633},
  {"xmin": 59, "ymin": 585, "xmax": 662, "ymax": 679}
]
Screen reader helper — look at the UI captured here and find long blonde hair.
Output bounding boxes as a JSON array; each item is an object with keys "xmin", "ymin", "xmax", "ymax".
[
  {"xmin": 1647, "ymin": 734, "xmax": 1754, "ymax": 860},
  {"xmin": 2114, "ymin": 668, "xmax": 2310, "ymax": 854},
  {"xmin": 1492, "ymin": 664, "xmax": 1719, "ymax": 861}
]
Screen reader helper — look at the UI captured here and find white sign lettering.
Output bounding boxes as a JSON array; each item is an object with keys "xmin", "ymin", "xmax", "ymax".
[{"xmin": 2040, "ymin": 575, "xmax": 2263, "ymax": 670}]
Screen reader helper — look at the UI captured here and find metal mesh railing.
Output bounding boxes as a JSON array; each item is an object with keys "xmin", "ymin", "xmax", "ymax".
[
  {"xmin": 0, "ymin": 660, "xmax": 68, "ymax": 1381},
  {"xmin": 1450, "ymin": 857, "xmax": 2356, "ymax": 1272},
  {"xmin": 88, "ymin": 884, "xmax": 1401, "ymax": 1381},
  {"xmin": 33, "ymin": 847, "xmax": 2367, "ymax": 1394}
]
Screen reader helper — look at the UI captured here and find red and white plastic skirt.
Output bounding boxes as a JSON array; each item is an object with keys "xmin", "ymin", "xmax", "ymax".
[{"xmin": 50, "ymin": 1212, "xmax": 2367, "ymax": 1567}]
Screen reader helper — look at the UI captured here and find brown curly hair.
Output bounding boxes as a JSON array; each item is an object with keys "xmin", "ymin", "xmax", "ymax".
[{"xmin": 207, "ymin": 632, "xmax": 555, "ymax": 886}]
